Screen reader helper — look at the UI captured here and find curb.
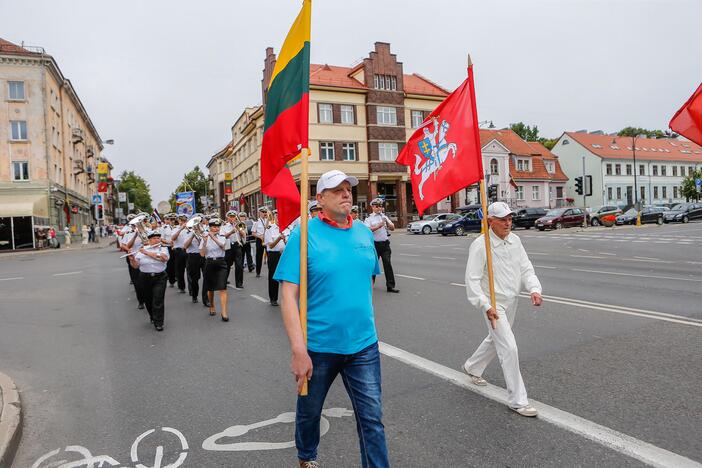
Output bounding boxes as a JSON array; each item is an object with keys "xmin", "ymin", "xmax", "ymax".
[
  {"xmin": 0, "ymin": 372, "xmax": 22, "ymax": 468},
  {"xmin": 0, "ymin": 242, "xmax": 109, "ymax": 259}
]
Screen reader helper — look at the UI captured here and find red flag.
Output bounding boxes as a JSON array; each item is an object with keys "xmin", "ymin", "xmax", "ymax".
[
  {"xmin": 669, "ymin": 82, "xmax": 702, "ymax": 146},
  {"xmin": 238, "ymin": 193, "xmax": 246, "ymax": 209},
  {"xmin": 396, "ymin": 66, "xmax": 484, "ymax": 215}
]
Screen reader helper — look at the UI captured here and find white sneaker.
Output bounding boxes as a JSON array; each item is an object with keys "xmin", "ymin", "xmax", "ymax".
[
  {"xmin": 461, "ymin": 363, "xmax": 488, "ymax": 386},
  {"xmin": 512, "ymin": 405, "xmax": 538, "ymax": 417}
]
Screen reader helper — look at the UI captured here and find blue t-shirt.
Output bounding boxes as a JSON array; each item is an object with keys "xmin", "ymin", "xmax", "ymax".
[{"xmin": 274, "ymin": 218, "xmax": 381, "ymax": 354}]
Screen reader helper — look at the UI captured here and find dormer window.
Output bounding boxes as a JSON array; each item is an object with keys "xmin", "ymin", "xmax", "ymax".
[
  {"xmin": 516, "ymin": 158, "xmax": 530, "ymax": 171},
  {"xmin": 545, "ymin": 161, "xmax": 554, "ymax": 173},
  {"xmin": 373, "ymin": 74, "xmax": 397, "ymax": 91}
]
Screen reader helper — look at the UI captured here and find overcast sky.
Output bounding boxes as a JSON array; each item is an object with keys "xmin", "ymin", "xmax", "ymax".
[{"xmin": 4, "ymin": 0, "xmax": 701, "ymax": 202}]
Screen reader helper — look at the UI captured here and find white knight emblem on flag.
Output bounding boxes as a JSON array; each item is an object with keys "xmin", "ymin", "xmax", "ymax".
[{"xmin": 413, "ymin": 116, "xmax": 458, "ymax": 200}]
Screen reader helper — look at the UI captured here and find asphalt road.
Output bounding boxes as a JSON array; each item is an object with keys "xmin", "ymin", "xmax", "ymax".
[{"xmin": 0, "ymin": 222, "xmax": 700, "ymax": 467}]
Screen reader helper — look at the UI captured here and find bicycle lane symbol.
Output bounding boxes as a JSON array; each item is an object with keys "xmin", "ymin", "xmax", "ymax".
[{"xmin": 130, "ymin": 427, "xmax": 188, "ymax": 468}]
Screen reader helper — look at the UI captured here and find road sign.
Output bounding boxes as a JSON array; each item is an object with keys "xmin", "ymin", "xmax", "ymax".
[
  {"xmin": 128, "ymin": 202, "xmax": 134, "ymax": 211},
  {"xmin": 92, "ymin": 194, "xmax": 102, "ymax": 204},
  {"xmin": 118, "ymin": 192, "xmax": 127, "ymax": 202},
  {"xmin": 695, "ymin": 178, "xmax": 701, "ymax": 190}
]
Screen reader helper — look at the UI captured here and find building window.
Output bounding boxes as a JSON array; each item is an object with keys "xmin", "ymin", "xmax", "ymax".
[
  {"xmin": 342, "ymin": 143, "xmax": 356, "ymax": 161},
  {"xmin": 606, "ymin": 163, "xmax": 612, "ymax": 175},
  {"xmin": 673, "ymin": 186, "xmax": 679, "ymax": 198},
  {"xmin": 661, "ymin": 165, "xmax": 667, "ymax": 176},
  {"xmin": 673, "ymin": 166, "xmax": 678, "ymax": 176},
  {"xmin": 376, "ymin": 106, "xmax": 397, "ymax": 125},
  {"xmin": 532, "ymin": 185, "xmax": 540, "ymax": 201},
  {"xmin": 516, "ymin": 186, "xmax": 524, "ymax": 201},
  {"xmin": 639, "ymin": 164, "xmax": 645, "ymax": 176},
  {"xmin": 340, "ymin": 105, "xmax": 355, "ymax": 124},
  {"xmin": 373, "ymin": 74, "xmax": 397, "ymax": 91},
  {"xmin": 662, "ymin": 186, "xmax": 667, "ymax": 199},
  {"xmin": 490, "ymin": 158, "xmax": 499, "ymax": 175},
  {"xmin": 607, "ymin": 187, "xmax": 613, "ymax": 200},
  {"xmin": 653, "ymin": 186, "xmax": 659, "ymax": 199},
  {"xmin": 378, "ymin": 142, "xmax": 398, "ymax": 161},
  {"xmin": 652, "ymin": 165, "xmax": 658, "ymax": 176},
  {"xmin": 615, "ymin": 164, "xmax": 621, "ymax": 175},
  {"xmin": 320, "ymin": 141, "xmax": 334, "ymax": 161},
  {"xmin": 10, "ymin": 120, "xmax": 27, "ymax": 140},
  {"xmin": 556, "ymin": 186, "xmax": 563, "ymax": 198},
  {"xmin": 517, "ymin": 159, "xmax": 530, "ymax": 171},
  {"xmin": 626, "ymin": 164, "xmax": 632, "ymax": 175},
  {"xmin": 12, "ymin": 161, "xmax": 29, "ymax": 181},
  {"xmin": 8, "ymin": 81, "xmax": 25, "ymax": 100},
  {"xmin": 545, "ymin": 162, "xmax": 554, "ymax": 173},
  {"xmin": 318, "ymin": 103, "xmax": 333, "ymax": 124},
  {"xmin": 680, "ymin": 166, "xmax": 685, "ymax": 176},
  {"xmin": 616, "ymin": 187, "xmax": 622, "ymax": 200},
  {"xmin": 411, "ymin": 110, "xmax": 424, "ymax": 129},
  {"xmin": 689, "ymin": 166, "xmax": 694, "ymax": 175},
  {"xmin": 640, "ymin": 186, "xmax": 645, "ymax": 201}
]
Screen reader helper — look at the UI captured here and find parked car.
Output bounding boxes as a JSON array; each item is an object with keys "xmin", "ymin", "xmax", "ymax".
[
  {"xmin": 587, "ymin": 205, "xmax": 622, "ymax": 226},
  {"xmin": 407, "ymin": 213, "xmax": 457, "ymax": 234},
  {"xmin": 663, "ymin": 202, "xmax": 702, "ymax": 223},
  {"xmin": 435, "ymin": 214, "xmax": 462, "ymax": 232},
  {"xmin": 615, "ymin": 207, "xmax": 665, "ymax": 225},
  {"xmin": 535, "ymin": 207, "xmax": 586, "ymax": 230},
  {"xmin": 438, "ymin": 211, "xmax": 482, "ymax": 236},
  {"xmin": 513, "ymin": 208, "xmax": 548, "ymax": 229}
]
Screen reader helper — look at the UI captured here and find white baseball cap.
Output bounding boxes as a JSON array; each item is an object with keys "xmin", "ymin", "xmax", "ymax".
[
  {"xmin": 316, "ymin": 170, "xmax": 358, "ymax": 193},
  {"xmin": 487, "ymin": 201, "xmax": 515, "ymax": 218}
]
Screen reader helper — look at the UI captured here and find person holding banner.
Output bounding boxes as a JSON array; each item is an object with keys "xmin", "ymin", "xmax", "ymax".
[
  {"xmin": 275, "ymin": 170, "xmax": 389, "ymax": 468},
  {"xmin": 462, "ymin": 201, "xmax": 543, "ymax": 417}
]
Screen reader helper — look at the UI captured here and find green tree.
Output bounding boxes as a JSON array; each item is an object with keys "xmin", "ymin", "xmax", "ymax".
[
  {"xmin": 509, "ymin": 122, "xmax": 540, "ymax": 141},
  {"xmin": 117, "ymin": 170, "xmax": 153, "ymax": 213},
  {"xmin": 169, "ymin": 166, "xmax": 211, "ymax": 213},
  {"xmin": 617, "ymin": 127, "xmax": 678, "ymax": 139},
  {"xmin": 681, "ymin": 169, "xmax": 702, "ymax": 201}
]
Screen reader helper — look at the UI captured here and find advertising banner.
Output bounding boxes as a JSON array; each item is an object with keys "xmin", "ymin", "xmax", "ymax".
[
  {"xmin": 224, "ymin": 172, "xmax": 233, "ymax": 194},
  {"xmin": 97, "ymin": 163, "xmax": 109, "ymax": 193},
  {"xmin": 118, "ymin": 192, "xmax": 127, "ymax": 203},
  {"xmin": 176, "ymin": 191, "xmax": 196, "ymax": 216}
]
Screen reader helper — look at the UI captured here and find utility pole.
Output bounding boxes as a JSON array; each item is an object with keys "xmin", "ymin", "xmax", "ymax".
[{"xmin": 582, "ymin": 156, "xmax": 587, "ymax": 228}]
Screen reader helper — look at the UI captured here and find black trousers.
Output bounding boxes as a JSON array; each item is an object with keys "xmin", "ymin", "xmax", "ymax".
[
  {"xmin": 373, "ymin": 240, "xmax": 396, "ymax": 289},
  {"xmin": 231, "ymin": 243, "xmax": 244, "ymax": 288},
  {"xmin": 186, "ymin": 252, "xmax": 203, "ymax": 300},
  {"xmin": 267, "ymin": 250, "xmax": 281, "ymax": 302},
  {"xmin": 173, "ymin": 248, "xmax": 187, "ymax": 290},
  {"xmin": 140, "ymin": 271, "xmax": 167, "ymax": 326},
  {"xmin": 243, "ymin": 242, "xmax": 254, "ymax": 271},
  {"xmin": 255, "ymin": 239, "xmax": 266, "ymax": 276},
  {"xmin": 127, "ymin": 258, "xmax": 146, "ymax": 304},
  {"xmin": 166, "ymin": 246, "xmax": 175, "ymax": 285},
  {"xmin": 225, "ymin": 246, "xmax": 234, "ymax": 282},
  {"xmin": 200, "ymin": 254, "xmax": 209, "ymax": 304}
]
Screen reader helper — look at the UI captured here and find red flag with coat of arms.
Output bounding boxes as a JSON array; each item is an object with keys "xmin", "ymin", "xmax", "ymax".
[
  {"xmin": 669, "ymin": 82, "xmax": 702, "ymax": 146},
  {"xmin": 396, "ymin": 65, "xmax": 484, "ymax": 215}
]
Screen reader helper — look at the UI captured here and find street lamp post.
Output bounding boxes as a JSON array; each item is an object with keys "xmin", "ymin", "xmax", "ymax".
[{"xmin": 631, "ymin": 135, "xmax": 644, "ymax": 226}]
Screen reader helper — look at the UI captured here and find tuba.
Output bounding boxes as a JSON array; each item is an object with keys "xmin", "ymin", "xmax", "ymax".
[
  {"xmin": 186, "ymin": 215, "xmax": 204, "ymax": 241},
  {"xmin": 129, "ymin": 213, "xmax": 150, "ymax": 244}
]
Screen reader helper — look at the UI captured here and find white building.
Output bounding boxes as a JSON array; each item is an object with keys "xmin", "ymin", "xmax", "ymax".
[{"xmin": 551, "ymin": 131, "xmax": 702, "ymax": 208}]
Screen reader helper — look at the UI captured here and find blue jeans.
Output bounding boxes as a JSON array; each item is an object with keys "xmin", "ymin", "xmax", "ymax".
[{"xmin": 296, "ymin": 341, "xmax": 389, "ymax": 467}]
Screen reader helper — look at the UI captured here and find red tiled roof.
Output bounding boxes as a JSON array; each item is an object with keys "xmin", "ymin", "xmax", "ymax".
[
  {"xmin": 564, "ymin": 132, "xmax": 702, "ymax": 162},
  {"xmin": 0, "ymin": 38, "xmax": 40, "ymax": 56},
  {"xmin": 479, "ymin": 129, "xmax": 536, "ymax": 156},
  {"xmin": 309, "ymin": 63, "xmax": 449, "ymax": 96},
  {"xmin": 481, "ymin": 129, "xmax": 567, "ymax": 181}
]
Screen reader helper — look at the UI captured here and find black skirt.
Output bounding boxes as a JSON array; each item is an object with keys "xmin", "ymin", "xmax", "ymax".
[{"xmin": 204, "ymin": 257, "xmax": 228, "ymax": 291}]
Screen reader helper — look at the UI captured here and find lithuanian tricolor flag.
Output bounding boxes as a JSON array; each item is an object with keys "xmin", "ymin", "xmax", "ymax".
[{"xmin": 261, "ymin": 0, "xmax": 311, "ymax": 229}]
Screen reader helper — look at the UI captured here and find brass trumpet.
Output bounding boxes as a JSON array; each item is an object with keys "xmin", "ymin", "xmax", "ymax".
[
  {"xmin": 186, "ymin": 215, "xmax": 204, "ymax": 241},
  {"xmin": 129, "ymin": 213, "xmax": 150, "ymax": 244}
]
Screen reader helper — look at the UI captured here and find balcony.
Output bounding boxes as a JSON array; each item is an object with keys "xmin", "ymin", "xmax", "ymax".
[
  {"xmin": 71, "ymin": 128, "xmax": 84, "ymax": 144},
  {"xmin": 73, "ymin": 160, "xmax": 85, "ymax": 175},
  {"xmin": 86, "ymin": 145, "xmax": 95, "ymax": 158}
]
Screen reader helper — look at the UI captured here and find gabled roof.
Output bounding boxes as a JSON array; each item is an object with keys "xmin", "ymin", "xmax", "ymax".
[
  {"xmin": 480, "ymin": 129, "xmax": 536, "ymax": 156},
  {"xmin": 563, "ymin": 132, "xmax": 702, "ymax": 162},
  {"xmin": 309, "ymin": 63, "xmax": 449, "ymax": 97}
]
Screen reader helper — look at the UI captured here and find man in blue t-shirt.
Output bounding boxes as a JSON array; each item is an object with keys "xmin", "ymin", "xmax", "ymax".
[{"xmin": 274, "ymin": 169, "xmax": 389, "ymax": 468}]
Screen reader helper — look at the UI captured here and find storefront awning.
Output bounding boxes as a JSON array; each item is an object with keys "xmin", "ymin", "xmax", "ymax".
[{"xmin": 0, "ymin": 193, "xmax": 48, "ymax": 217}]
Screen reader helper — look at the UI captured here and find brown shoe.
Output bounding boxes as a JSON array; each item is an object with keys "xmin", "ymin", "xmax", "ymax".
[{"xmin": 299, "ymin": 460, "xmax": 320, "ymax": 468}]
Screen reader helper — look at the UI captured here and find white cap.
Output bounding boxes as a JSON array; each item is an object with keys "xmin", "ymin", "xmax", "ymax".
[
  {"xmin": 316, "ymin": 170, "xmax": 358, "ymax": 193},
  {"xmin": 487, "ymin": 201, "xmax": 515, "ymax": 218}
]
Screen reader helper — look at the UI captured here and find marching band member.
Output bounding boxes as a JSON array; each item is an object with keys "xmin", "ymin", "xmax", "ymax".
[
  {"xmin": 171, "ymin": 214, "xmax": 189, "ymax": 294},
  {"xmin": 252, "ymin": 206, "xmax": 268, "ymax": 277},
  {"xmin": 350, "ymin": 205, "xmax": 360, "ymax": 222},
  {"xmin": 365, "ymin": 198, "xmax": 400, "ymax": 293},
  {"xmin": 200, "ymin": 218, "xmax": 229, "ymax": 321},
  {"xmin": 160, "ymin": 213, "xmax": 176, "ymax": 287},
  {"xmin": 264, "ymin": 209, "xmax": 286, "ymax": 306},
  {"xmin": 221, "ymin": 211, "xmax": 237, "ymax": 286},
  {"xmin": 239, "ymin": 212, "xmax": 255, "ymax": 273},
  {"xmin": 225, "ymin": 211, "xmax": 245, "ymax": 289},
  {"xmin": 128, "ymin": 229, "xmax": 169, "ymax": 331},
  {"xmin": 183, "ymin": 219, "xmax": 203, "ymax": 304},
  {"xmin": 308, "ymin": 200, "xmax": 322, "ymax": 219},
  {"xmin": 121, "ymin": 214, "xmax": 147, "ymax": 309},
  {"xmin": 199, "ymin": 214, "xmax": 212, "ymax": 307}
]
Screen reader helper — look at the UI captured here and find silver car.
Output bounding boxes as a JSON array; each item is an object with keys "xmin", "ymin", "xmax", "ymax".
[{"xmin": 407, "ymin": 213, "xmax": 459, "ymax": 234}]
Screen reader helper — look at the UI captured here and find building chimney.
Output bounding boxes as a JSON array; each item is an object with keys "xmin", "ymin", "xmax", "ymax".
[{"xmin": 262, "ymin": 47, "xmax": 277, "ymax": 106}]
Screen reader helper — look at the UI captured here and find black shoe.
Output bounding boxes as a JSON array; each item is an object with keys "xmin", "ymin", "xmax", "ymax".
[
  {"xmin": 256, "ymin": 274, "xmax": 261, "ymax": 278},
  {"xmin": 192, "ymin": 297, "xmax": 198, "ymax": 303},
  {"xmin": 226, "ymin": 280, "xmax": 230, "ymax": 284},
  {"xmin": 129, "ymin": 281, "xmax": 133, "ymax": 285},
  {"xmin": 203, "ymin": 301, "xmax": 211, "ymax": 308},
  {"xmin": 221, "ymin": 315, "xmax": 229, "ymax": 322},
  {"xmin": 138, "ymin": 303, "xmax": 145, "ymax": 310},
  {"xmin": 248, "ymin": 269, "xmax": 254, "ymax": 273},
  {"xmin": 169, "ymin": 283, "xmax": 175, "ymax": 288},
  {"xmin": 270, "ymin": 301, "xmax": 279, "ymax": 306},
  {"xmin": 387, "ymin": 288, "xmax": 400, "ymax": 293},
  {"xmin": 235, "ymin": 285, "xmax": 243, "ymax": 290},
  {"xmin": 155, "ymin": 325, "xmax": 164, "ymax": 331},
  {"xmin": 178, "ymin": 289, "xmax": 186, "ymax": 294}
]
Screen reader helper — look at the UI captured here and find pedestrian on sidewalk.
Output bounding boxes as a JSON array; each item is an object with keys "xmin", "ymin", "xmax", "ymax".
[
  {"xmin": 365, "ymin": 198, "xmax": 400, "ymax": 293},
  {"xmin": 275, "ymin": 169, "xmax": 390, "ymax": 468},
  {"xmin": 64, "ymin": 225, "xmax": 71, "ymax": 247},
  {"xmin": 81, "ymin": 224, "xmax": 89, "ymax": 245},
  {"xmin": 462, "ymin": 201, "xmax": 543, "ymax": 417},
  {"xmin": 48, "ymin": 226, "xmax": 57, "ymax": 248},
  {"xmin": 129, "ymin": 230, "xmax": 169, "ymax": 331},
  {"xmin": 89, "ymin": 224, "xmax": 95, "ymax": 243}
]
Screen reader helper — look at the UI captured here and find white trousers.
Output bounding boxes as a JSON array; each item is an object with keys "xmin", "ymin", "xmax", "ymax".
[{"xmin": 464, "ymin": 299, "xmax": 529, "ymax": 408}]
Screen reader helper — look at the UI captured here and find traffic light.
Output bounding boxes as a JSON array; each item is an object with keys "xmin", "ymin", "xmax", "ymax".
[
  {"xmin": 97, "ymin": 204, "xmax": 104, "ymax": 220},
  {"xmin": 487, "ymin": 184, "xmax": 498, "ymax": 201},
  {"xmin": 575, "ymin": 176, "xmax": 583, "ymax": 195}
]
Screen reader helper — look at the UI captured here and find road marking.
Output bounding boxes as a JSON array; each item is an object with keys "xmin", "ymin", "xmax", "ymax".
[
  {"xmin": 570, "ymin": 255, "xmax": 606, "ymax": 259},
  {"xmin": 0, "ymin": 277, "xmax": 23, "ymax": 282},
  {"xmin": 53, "ymin": 270, "xmax": 83, "ymax": 276},
  {"xmin": 534, "ymin": 265, "xmax": 557, "ymax": 269},
  {"xmin": 621, "ymin": 258, "xmax": 669, "ymax": 264},
  {"xmin": 529, "ymin": 252, "xmax": 549, "ymax": 255},
  {"xmin": 396, "ymin": 274, "xmax": 425, "ymax": 281},
  {"xmin": 399, "ymin": 243, "xmax": 416, "ymax": 246},
  {"xmin": 686, "ymin": 261, "xmax": 702, "ymax": 265},
  {"xmin": 378, "ymin": 342, "xmax": 702, "ymax": 468},
  {"xmin": 398, "ymin": 253, "xmax": 421, "ymax": 257},
  {"xmin": 577, "ymin": 248, "xmax": 590, "ymax": 253},
  {"xmin": 431, "ymin": 256, "xmax": 457, "ymax": 260},
  {"xmin": 634, "ymin": 256, "xmax": 659, "ymax": 260},
  {"xmin": 572, "ymin": 268, "xmax": 702, "ymax": 283},
  {"xmin": 598, "ymin": 252, "xmax": 617, "ymax": 256},
  {"xmin": 450, "ymin": 282, "xmax": 465, "ymax": 287},
  {"xmin": 250, "ymin": 294, "xmax": 268, "ymax": 303}
]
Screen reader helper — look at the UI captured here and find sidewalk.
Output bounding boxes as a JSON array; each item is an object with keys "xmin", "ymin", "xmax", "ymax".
[
  {"xmin": 0, "ymin": 238, "xmax": 112, "ymax": 258},
  {"xmin": 0, "ymin": 372, "xmax": 21, "ymax": 468}
]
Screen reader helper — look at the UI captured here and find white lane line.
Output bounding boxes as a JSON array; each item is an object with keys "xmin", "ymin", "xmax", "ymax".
[
  {"xmin": 634, "ymin": 256, "xmax": 659, "ymax": 260},
  {"xmin": 0, "ymin": 277, "xmax": 23, "ymax": 282},
  {"xmin": 250, "ymin": 294, "xmax": 268, "ymax": 303},
  {"xmin": 570, "ymin": 255, "xmax": 606, "ymax": 259},
  {"xmin": 572, "ymin": 268, "xmax": 702, "ymax": 283},
  {"xmin": 529, "ymin": 252, "xmax": 549, "ymax": 255},
  {"xmin": 431, "ymin": 256, "xmax": 457, "ymax": 260},
  {"xmin": 686, "ymin": 261, "xmax": 702, "ymax": 265},
  {"xmin": 518, "ymin": 293, "xmax": 702, "ymax": 327},
  {"xmin": 450, "ymin": 282, "xmax": 465, "ymax": 287},
  {"xmin": 598, "ymin": 252, "xmax": 617, "ymax": 256},
  {"xmin": 398, "ymin": 243, "xmax": 416, "ymax": 246},
  {"xmin": 53, "ymin": 270, "xmax": 83, "ymax": 276},
  {"xmin": 452, "ymin": 247, "xmax": 464, "ymax": 251},
  {"xmin": 396, "ymin": 274, "xmax": 425, "ymax": 281},
  {"xmin": 398, "ymin": 253, "xmax": 421, "ymax": 257},
  {"xmin": 676, "ymin": 242, "xmax": 693, "ymax": 245},
  {"xmin": 378, "ymin": 342, "xmax": 701, "ymax": 468},
  {"xmin": 534, "ymin": 265, "xmax": 557, "ymax": 269},
  {"xmin": 621, "ymin": 258, "xmax": 670, "ymax": 264}
]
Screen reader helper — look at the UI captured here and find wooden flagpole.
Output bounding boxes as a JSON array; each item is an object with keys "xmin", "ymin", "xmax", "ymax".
[
  {"xmin": 299, "ymin": 147, "xmax": 310, "ymax": 396},
  {"xmin": 468, "ymin": 54, "xmax": 497, "ymax": 329}
]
